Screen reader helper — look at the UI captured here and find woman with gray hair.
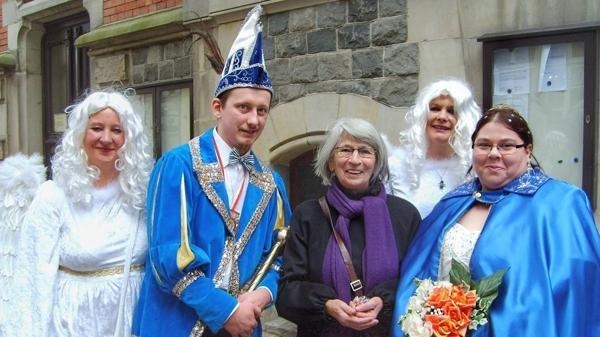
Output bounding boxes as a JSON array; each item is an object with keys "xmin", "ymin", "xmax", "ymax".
[
  {"xmin": 385, "ymin": 78, "xmax": 481, "ymax": 218},
  {"xmin": 12, "ymin": 90, "xmax": 153, "ymax": 337},
  {"xmin": 277, "ymin": 117, "xmax": 421, "ymax": 337}
]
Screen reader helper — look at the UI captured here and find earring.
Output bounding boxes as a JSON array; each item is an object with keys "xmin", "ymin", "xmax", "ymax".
[
  {"xmin": 114, "ymin": 158, "xmax": 123, "ymax": 171},
  {"xmin": 527, "ymin": 158, "xmax": 532, "ymax": 172}
]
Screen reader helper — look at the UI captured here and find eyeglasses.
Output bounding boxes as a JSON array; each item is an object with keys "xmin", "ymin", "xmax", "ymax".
[
  {"xmin": 334, "ymin": 146, "xmax": 376, "ymax": 159},
  {"xmin": 473, "ymin": 142, "xmax": 526, "ymax": 155}
]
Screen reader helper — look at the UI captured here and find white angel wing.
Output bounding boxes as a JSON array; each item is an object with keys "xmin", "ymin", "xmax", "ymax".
[{"xmin": 0, "ymin": 153, "xmax": 46, "ymax": 336}]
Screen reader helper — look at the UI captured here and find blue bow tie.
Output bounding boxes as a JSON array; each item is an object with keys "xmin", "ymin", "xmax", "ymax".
[{"xmin": 229, "ymin": 149, "xmax": 254, "ymax": 172}]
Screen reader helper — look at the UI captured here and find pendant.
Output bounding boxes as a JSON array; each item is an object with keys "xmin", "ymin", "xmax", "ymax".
[{"xmin": 439, "ymin": 179, "xmax": 445, "ymax": 190}]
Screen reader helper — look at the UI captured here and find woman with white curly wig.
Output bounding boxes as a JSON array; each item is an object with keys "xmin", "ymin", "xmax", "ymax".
[
  {"xmin": 384, "ymin": 79, "xmax": 481, "ymax": 218},
  {"xmin": 13, "ymin": 90, "xmax": 154, "ymax": 337}
]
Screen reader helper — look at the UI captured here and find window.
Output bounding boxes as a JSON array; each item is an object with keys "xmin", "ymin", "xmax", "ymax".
[
  {"xmin": 479, "ymin": 24, "xmax": 598, "ymax": 208},
  {"xmin": 42, "ymin": 13, "xmax": 90, "ymax": 169},
  {"xmin": 131, "ymin": 82, "xmax": 193, "ymax": 157}
]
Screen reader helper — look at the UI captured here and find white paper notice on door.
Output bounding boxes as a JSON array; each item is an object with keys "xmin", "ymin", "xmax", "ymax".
[
  {"xmin": 493, "ymin": 47, "xmax": 530, "ymax": 96},
  {"xmin": 538, "ymin": 44, "xmax": 567, "ymax": 92}
]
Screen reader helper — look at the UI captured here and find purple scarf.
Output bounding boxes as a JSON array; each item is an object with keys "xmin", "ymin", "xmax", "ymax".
[{"xmin": 321, "ymin": 179, "xmax": 399, "ymax": 336}]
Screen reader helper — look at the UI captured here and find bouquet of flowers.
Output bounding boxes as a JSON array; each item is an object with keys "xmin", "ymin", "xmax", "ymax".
[{"xmin": 399, "ymin": 259, "xmax": 506, "ymax": 337}]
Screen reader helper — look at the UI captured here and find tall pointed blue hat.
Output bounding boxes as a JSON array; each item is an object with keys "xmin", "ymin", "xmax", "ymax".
[{"xmin": 214, "ymin": 5, "xmax": 273, "ymax": 97}]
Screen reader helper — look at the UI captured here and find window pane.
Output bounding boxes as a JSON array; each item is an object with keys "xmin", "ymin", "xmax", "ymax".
[
  {"xmin": 130, "ymin": 93, "xmax": 154, "ymax": 155},
  {"xmin": 492, "ymin": 42, "xmax": 584, "ymax": 186},
  {"xmin": 50, "ymin": 43, "xmax": 68, "ymax": 132},
  {"xmin": 160, "ymin": 88, "xmax": 190, "ymax": 153}
]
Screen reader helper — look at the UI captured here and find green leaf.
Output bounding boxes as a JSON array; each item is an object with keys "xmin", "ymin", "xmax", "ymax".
[
  {"xmin": 473, "ymin": 268, "xmax": 508, "ymax": 312},
  {"xmin": 449, "ymin": 258, "xmax": 472, "ymax": 287},
  {"xmin": 475, "ymin": 268, "xmax": 508, "ymax": 298}
]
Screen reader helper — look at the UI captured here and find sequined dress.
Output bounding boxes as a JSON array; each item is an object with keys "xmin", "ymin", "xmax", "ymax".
[
  {"xmin": 438, "ymin": 223, "xmax": 481, "ymax": 280},
  {"xmin": 13, "ymin": 180, "xmax": 147, "ymax": 337}
]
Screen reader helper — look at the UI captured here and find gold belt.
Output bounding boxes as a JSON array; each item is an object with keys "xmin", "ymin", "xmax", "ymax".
[{"xmin": 59, "ymin": 263, "xmax": 144, "ymax": 277}]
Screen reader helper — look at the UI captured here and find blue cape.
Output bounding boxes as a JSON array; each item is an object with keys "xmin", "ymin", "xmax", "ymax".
[{"xmin": 392, "ymin": 168, "xmax": 600, "ymax": 337}]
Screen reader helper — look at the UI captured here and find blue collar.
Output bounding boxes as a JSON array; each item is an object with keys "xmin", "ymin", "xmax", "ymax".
[{"xmin": 444, "ymin": 167, "xmax": 550, "ymax": 203}]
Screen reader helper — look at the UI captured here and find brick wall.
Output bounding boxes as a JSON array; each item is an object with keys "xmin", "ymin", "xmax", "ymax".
[
  {"xmin": 0, "ymin": 0, "xmax": 7, "ymax": 52},
  {"xmin": 104, "ymin": 0, "xmax": 182, "ymax": 24}
]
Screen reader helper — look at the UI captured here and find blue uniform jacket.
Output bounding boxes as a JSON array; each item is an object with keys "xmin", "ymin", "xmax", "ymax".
[{"xmin": 133, "ymin": 129, "xmax": 291, "ymax": 336}]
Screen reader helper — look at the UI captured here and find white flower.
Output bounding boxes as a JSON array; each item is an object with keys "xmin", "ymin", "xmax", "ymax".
[
  {"xmin": 470, "ymin": 317, "xmax": 488, "ymax": 330},
  {"xmin": 406, "ymin": 294, "xmax": 426, "ymax": 313},
  {"xmin": 415, "ymin": 279, "xmax": 434, "ymax": 296},
  {"xmin": 401, "ymin": 312, "xmax": 431, "ymax": 337}
]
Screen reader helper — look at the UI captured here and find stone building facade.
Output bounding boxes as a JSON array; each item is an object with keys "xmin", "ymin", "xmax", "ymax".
[
  {"xmin": 2, "ymin": 0, "xmax": 598, "ymax": 195},
  {"xmin": 0, "ymin": 0, "xmax": 599, "ymax": 333},
  {"xmin": 264, "ymin": 0, "xmax": 418, "ymax": 108}
]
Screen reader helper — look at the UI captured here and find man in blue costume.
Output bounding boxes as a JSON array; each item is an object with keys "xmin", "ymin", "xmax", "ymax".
[{"xmin": 133, "ymin": 5, "xmax": 291, "ymax": 337}]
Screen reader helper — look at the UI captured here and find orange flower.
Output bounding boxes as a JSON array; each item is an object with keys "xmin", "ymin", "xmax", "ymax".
[
  {"xmin": 427, "ymin": 286, "xmax": 452, "ymax": 308},
  {"xmin": 442, "ymin": 303, "xmax": 470, "ymax": 336},
  {"xmin": 423, "ymin": 285, "xmax": 474, "ymax": 337},
  {"xmin": 400, "ymin": 261, "xmax": 506, "ymax": 337},
  {"xmin": 449, "ymin": 287, "xmax": 477, "ymax": 317},
  {"xmin": 425, "ymin": 315, "xmax": 463, "ymax": 337},
  {"xmin": 451, "ymin": 287, "xmax": 477, "ymax": 309}
]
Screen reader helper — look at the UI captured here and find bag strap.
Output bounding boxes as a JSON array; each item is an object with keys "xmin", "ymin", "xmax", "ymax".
[{"xmin": 318, "ymin": 196, "xmax": 364, "ymax": 298}]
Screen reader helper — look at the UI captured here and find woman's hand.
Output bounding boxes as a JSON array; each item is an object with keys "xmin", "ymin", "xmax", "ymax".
[
  {"xmin": 352, "ymin": 296, "xmax": 383, "ymax": 321},
  {"xmin": 325, "ymin": 299, "xmax": 379, "ymax": 331}
]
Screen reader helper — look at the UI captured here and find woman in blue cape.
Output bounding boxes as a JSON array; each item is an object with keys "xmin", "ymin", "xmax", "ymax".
[{"xmin": 392, "ymin": 105, "xmax": 600, "ymax": 337}]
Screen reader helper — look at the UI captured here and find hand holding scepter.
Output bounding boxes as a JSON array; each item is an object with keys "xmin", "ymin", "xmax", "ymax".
[{"xmin": 243, "ymin": 227, "xmax": 288, "ymax": 292}]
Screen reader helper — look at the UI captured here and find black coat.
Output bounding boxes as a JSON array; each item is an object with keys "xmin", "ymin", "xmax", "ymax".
[{"xmin": 276, "ymin": 195, "xmax": 421, "ymax": 337}]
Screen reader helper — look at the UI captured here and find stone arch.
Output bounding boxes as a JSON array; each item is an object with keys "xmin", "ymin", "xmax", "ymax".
[{"xmin": 260, "ymin": 92, "xmax": 409, "ymax": 164}]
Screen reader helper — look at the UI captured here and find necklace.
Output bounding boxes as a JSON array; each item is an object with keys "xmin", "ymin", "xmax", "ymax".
[{"xmin": 434, "ymin": 167, "xmax": 449, "ymax": 190}]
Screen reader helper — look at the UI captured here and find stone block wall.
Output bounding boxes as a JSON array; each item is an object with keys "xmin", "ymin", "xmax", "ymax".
[
  {"xmin": 265, "ymin": 0, "xmax": 419, "ymax": 108},
  {"xmin": 92, "ymin": 37, "xmax": 192, "ymax": 88},
  {"xmin": 130, "ymin": 37, "xmax": 193, "ymax": 85}
]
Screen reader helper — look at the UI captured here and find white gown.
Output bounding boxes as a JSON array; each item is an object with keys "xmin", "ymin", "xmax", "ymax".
[
  {"xmin": 13, "ymin": 180, "xmax": 147, "ymax": 337},
  {"xmin": 0, "ymin": 153, "xmax": 46, "ymax": 337},
  {"xmin": 437, "ymin": 222, "xmax": 481, "ymax": 280},
  {"xmin": 386, "ymin": 146, "xmax": 465, "ymax": 218}
]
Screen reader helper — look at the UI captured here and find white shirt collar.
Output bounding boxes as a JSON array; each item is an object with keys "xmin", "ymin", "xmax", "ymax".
[{"xmin": 213, "ymin": 128, "xmax": 234, "ymax": 167}]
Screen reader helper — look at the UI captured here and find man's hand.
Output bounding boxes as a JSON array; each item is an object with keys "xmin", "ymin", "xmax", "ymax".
[
  {"xmin": 223, "ymin": 301, "xmax": 261, "ymax": 337},
  {"xmin": 223, "ymin": 288, "xmax": 271, "ymax": 337},
  {"xmin": 237, "ymin": 287, "xmax": 271, "ymax": 311}
]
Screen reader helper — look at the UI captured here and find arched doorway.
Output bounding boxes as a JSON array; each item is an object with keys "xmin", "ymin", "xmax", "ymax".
[
  {"xmin": 265, "ymin": 93, "xmax": 409, "ymax": 209},
  {"xmin": 288, "ymin": 148, "xmax": 326, "ymax": 208}
]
